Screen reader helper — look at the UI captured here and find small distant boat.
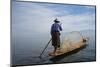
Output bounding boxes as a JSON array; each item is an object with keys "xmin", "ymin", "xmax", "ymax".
[{"xmin": 49, "ymin": 31, "xmax": 88, "ymax": 57}]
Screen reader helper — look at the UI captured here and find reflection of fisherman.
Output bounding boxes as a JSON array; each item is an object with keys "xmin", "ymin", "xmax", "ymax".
[{"xmin": 51, "ymin": 18, "xmax": 62, "ymax": 54}]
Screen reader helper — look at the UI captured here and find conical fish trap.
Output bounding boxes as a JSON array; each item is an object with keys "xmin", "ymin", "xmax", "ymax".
[{"xmin": 60, "ymin": 31, "xmax": 84, "ymax": 52}]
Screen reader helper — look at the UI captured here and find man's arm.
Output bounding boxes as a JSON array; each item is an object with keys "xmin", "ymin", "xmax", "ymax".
[{"xmin": 59, "ymin": 24, "xmax": 62, "ymax": 31}]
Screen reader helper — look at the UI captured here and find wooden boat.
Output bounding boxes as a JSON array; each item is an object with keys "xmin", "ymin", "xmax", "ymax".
[{"xmin": 49, "ymin": 31, "xmax": 88, "ymax": 57}]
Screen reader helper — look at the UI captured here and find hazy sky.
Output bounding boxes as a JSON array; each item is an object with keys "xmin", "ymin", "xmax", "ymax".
[{"xmin": 12, "ymin": 1, "xmax": 95, "ymax": 37}]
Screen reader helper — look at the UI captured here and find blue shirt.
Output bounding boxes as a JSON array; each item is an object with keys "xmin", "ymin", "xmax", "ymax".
[{"xmin": 51, "ymin": 23, "xmax": 62, "ymax": 32}]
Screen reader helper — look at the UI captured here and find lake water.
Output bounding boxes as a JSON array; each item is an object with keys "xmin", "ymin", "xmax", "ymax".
[{"xmin": 11, "ymin": 30, "xmax": 96, "ymax": 66}]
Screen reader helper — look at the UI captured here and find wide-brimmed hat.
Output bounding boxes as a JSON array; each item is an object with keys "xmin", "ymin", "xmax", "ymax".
[{"xmin": 54, "ymin": 18, "xmax": 60, "ymax": 23}]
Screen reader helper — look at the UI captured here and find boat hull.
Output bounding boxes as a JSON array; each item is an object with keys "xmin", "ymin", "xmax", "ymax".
[{"xmin": 49, "ymin": 40, "xmax": 87, "ymax": 57}]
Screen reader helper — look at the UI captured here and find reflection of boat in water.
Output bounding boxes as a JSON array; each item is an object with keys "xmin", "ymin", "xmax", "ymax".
[{"xmin": 49, "ymin": 31, "xmax": 88, "ymax": 57}]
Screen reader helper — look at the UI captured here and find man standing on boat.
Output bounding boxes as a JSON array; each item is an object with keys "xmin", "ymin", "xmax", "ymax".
[{"xmin": 51, "ymin": 18, "xmax": 62, "ymax": 54}]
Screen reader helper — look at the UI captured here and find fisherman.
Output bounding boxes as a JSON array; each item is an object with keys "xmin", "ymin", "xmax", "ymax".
[{"xmin": 51, "ymin": 18, "xmax": 62, "ymax": 54}]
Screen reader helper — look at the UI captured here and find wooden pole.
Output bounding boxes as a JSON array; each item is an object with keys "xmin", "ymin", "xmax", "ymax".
[{"xmin": 39, "ymin": 38, "xmax": 52, "ymax": 58}]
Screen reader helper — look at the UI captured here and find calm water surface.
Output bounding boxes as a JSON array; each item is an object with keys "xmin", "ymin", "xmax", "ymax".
[{"xmin": 11, "ymin": 30, "xmax": 96, "ymax": 66}]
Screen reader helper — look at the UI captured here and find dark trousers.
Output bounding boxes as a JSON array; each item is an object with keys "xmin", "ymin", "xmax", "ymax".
[{"xmin": 51, "ymin": 31, "xmax": 60, "ymax": 49}]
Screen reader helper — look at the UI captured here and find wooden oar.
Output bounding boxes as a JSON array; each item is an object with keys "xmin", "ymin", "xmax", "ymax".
[{"xmin": 39, "ymin": 38, "xmax": 52, "ymax": 58}]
